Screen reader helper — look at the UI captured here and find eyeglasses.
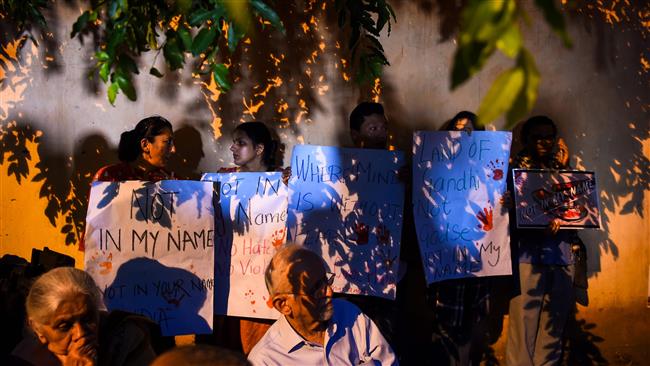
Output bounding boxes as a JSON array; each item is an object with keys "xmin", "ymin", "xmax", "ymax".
[
  {"xmin": 307, "ymin": 271, "xmax": 335, "ymax": 299},
  {"xmin": 530, "ymin": 134, "xmax": 556, "ymax": 142},
  {"xmin": 275, "ymin": 272, "xmax": 335, "ymax": 300}
]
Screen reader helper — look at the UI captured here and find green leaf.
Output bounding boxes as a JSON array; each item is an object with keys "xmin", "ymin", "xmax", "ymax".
[
  {"xmin": 251, "ymin": 0, "xmax": 285, "ymax": 34},
  {"xmin": 534, "ymin": 0, "xmax": 572, "ymax": 48},
  {"xmin": 360, "ymin": 15, "xmax": 379, "ymax": 36},
  {"xmin": 108, "ymin": 82, "xmax": 119, "ymax": 105},
  {"xmin": 71, "ymin": 11, "xmax": 90, "ymax": 38},
  {"xmin": 118, "ymin": 0, "xmax": 128, "ymax": 12},
  {"xmin": 227, "ymin": 22, "xmax": 246, "ymax": 53},
  {"xmin": 88, "ymin": 10, "xmax": 98, "ymax": 22},
  {"xmin": 366, "ymin": 35, "xmax": 384, "ymax": 53},
  {"xmin": 163, "ymin": 32, "xmax": 184, "ymax": 70},
  {"xmin": 95, "ymin": 51, "xmax": 110, "ymax": 62},
  {"xmin": 369, "ymin": 57, "xmax": 383, "ymax": 77},
  {"xmin": 191, "ymin": 27, "xmax": 217, "ymax": 56},
  {"xmin": 450, "ymin": 41, "xmax": 494, "ymax": 89},
  {"xmin": 108, "ymin": 0, "xmax": 121, "ymax": 20},
  {"xmin": 212, "ymin": 63, "xmax": 232, "ymax": 91},
  {"xmin": 177, "ymin": 26, "xmax": 193, "ymax": 51},
  {"xmin": 149, "ymin": 67, "xmax": 164, "ymax": 78},
  {"xmin": 189, "ymin": 8, "xmax": 223, "ymax": 26},
  {"xmin": 377, "ymin": 7, "xmax": 389, "ymax": 34},
  {"xmin": 496, "ymin": 23, "xmax": 522, "ymax": 58},
  {"xmin": 99, "ymin": 62, "xmax": 110, "ymax": 83},
  {"xmin": 106, "ymin": 25, "xmax": 126, "ymax": 57},
  {"xmin": 477, "ymin": 67, "xmax": 525, "ymax": 125},
  {"xmin": 115, "ymin": 74, "xmax": 136, "ymax": 101},
  {"xmin": 146, "ymin": 23, "xmax": 158, "ymax": 50},
  {"xmin": 506, "ymin": 49, "xmax": 540, "ymax": 126},
  {"xmin": 462, "ymin": 0, "xmax": 515, "ymax": 42},
  {"xmin": 118, "ymin": 55, "xmax": 139, "ymax": 75}
]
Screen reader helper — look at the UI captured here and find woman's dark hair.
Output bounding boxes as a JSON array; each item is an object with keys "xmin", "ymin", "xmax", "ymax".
[
  {"xmin": 442, "ymin": 111, "xmax": 483, "ymax": 131},
  {"xmin": 349, "ymin": 102, "xmax": 384, "ymax": 131},
  {"xmin": 235, "ymin": 121, "xmax": 278, "ymax": 170},
  {"xmin": 521, "ymin": 115, "xmax": 557, "ymax": 145},
  {"xmin": 118, "ymin": 116, "xmax": 173, "ymax": 162}
]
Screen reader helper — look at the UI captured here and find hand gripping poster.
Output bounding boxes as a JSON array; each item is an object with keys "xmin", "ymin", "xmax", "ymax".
[
  {"xmin": 512, "ymin": 169, "xmax": 600, "ymax": 229},
  {"xmin": 84, "ymin": 180, "xmax": 216, "ymax": 336},
  {"xmin": 287, "ymin": 145, "xmax": 405, "ymax": 300},
  {"xmin": 202, "ymin": 172, "xmax": 287, "ymax": 319},
  {"xmin": 413, "ymin": 131, "xmax": 512, "ymax": 285}
]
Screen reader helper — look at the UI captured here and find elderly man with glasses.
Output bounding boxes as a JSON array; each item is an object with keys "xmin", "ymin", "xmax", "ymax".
[{"xmin": 248, "ymin": 245, "xmax": 398, "ymax": 366}]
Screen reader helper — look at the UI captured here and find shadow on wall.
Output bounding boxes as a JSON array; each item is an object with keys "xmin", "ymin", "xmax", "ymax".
[
  {"xmin": 167, "ymin": 124, "xmax": 206, "ymax": 180},
  {"xmin": 154, "ymin": 0, "xmax": 355, "ymax": 149},
  {"xmin": 0, "ymin": 119, "xmax": 208, "ymax": 249},
  {"xmin": 0, "ymin": 3, "xmax": 66, "ymax": 78},
  {"xmin": 1, "ymin": 0, "xmax": 648, "ymax": 363},
  {"xmin": 376, "ymin": 1, "xmax": 649, "ymax": 365},
  {"xmin": 566, "ymin": 2, "xmax": 650, "ymax": 277},
  {"xmin": 0, "ymin": 117, "xmax": 117, "ymax": 246}
]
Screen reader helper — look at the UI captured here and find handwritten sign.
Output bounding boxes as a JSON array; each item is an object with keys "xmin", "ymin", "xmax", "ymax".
[
  {"xmin": 202, "ymin": 172, "xmax": 287, "ymax": 319},
  {"xmin": 287, "ymin": 145, "xmax": 404, "ymax": 299},
  {"xmin": 413, "ymin": 131, "xmax": 512, "ymax": 284},
  {"xmin": 512, "ymin": 169, "xmax": 600, "ymax": 229},
  {"xmin": 84, "ymin": 180, "xmax": 215, "ymax": 336}
]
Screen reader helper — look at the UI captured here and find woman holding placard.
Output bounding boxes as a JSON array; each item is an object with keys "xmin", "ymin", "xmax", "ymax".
[
  {"xmin": 427, "ymin": 111, "xmax": 491, "ymax": 366},
  {"xmin": 93, "ymin": 116, "xmax": 176, "ymax": 182},
  {"xmin": 506, "ymin": 115, "xmax": 576, "ymax": 366},
  {"xmin": 203, "ymin": 121, "xmax": 286, "ymax": 355}
]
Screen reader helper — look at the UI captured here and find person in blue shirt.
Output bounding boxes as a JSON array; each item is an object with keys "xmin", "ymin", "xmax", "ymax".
[{"xmin": 248, "ymin": 245, "xmax": 398, "ymax": 366}]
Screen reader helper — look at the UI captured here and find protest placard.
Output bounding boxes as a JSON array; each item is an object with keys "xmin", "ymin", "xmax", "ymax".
[
  {"xmin": 84, "ymin": 180, "xmax": 216, "ymax": 336},
  {"xmin": 287, "ymin": 145, "xmax": 404, "ymax": 299},
  {"xmin": 512, "ymin": 169, "xmax": 600, "ymax": 229},
  {"xmin": 202, "ymin": 172, "xmax": 287, "ymax": 319},
  {"xmin": 413, "ymin": 131, "xmax": 512, "ymax": 284}
]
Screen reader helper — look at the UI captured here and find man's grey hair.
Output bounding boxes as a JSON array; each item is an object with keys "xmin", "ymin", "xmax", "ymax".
[{"xmin": 264, "ymin": 244, "xmax": 324, "ymax": 297}]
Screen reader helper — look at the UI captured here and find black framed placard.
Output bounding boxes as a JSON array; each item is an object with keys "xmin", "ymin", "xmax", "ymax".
[{"xmin": 512, "ymin": 169, "xmax": 601, "ymax": 229}]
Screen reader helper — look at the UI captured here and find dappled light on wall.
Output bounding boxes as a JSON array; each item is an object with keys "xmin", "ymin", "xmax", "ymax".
[
  {"xmin": 0, "ymin": 38, "xmax": 35, "ymax": 120},
  {"xmin": 195, "ymin": 0, "xmax": 378, "ymax": 146}
]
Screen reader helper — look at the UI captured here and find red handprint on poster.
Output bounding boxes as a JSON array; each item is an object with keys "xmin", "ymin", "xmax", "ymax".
[{"xmin": 476, "ymin": 206, "xmax": 494, "ymax": 231}]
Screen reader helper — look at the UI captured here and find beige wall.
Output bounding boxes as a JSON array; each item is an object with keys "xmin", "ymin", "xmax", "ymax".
[{"xmin": 1, "ymin": 1, "xmax": 648, "ymax": 362}]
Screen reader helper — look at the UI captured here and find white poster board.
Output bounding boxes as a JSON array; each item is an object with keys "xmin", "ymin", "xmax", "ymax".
[
  {"xmin": 202, "ymin": 172, "xmax": 287, "ymax": 319},
  {"xmin": 287, "ymin": 145, "xmax": 404, "ymax": 300},
  {"xmin": 413, "ymin": 131, "xmax": 512, "ymax": 284},
  {"xmin": 84, "ymin": 180, "xmax": 215, "ymax": 336}
]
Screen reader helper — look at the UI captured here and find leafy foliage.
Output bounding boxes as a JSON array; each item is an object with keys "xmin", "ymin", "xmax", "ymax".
[
  {"xmin": 0, "ymin": 0, "xmax": 49, "ymax": 45},
  {"xmin": 69, "ymin": 0, "xmax": 285, "ymax": 104},
  {"xmin": 452, "ymin": 0, "xmax": 571, "ymax": 127},
  {"xmin": 335, "ymin": 0, "xmax": 395, "ymax": 83},
  {"xmin": 4, "ymin": 0, "xmax": 570, "ymax": 123}
]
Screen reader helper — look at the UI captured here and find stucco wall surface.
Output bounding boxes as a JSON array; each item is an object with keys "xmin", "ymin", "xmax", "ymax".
[{"xmin": 1, "ymin": 1, "xmax": 648, "ymax": 363}]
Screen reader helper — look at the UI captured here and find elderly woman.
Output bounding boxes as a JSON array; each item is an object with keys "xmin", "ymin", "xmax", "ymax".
[
  {"xmin": 10, "ymin": 267, "xmax": 158, "ymax": 366},
  {"xmin": 94, "ymin": 115, "xmax": 176, "ymax": 182}
]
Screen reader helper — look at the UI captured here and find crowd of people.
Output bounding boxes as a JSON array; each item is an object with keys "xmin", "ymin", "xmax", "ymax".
[{"xmin": 0, "ymin": 103, "xmax": 584, "ymax": 366}]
